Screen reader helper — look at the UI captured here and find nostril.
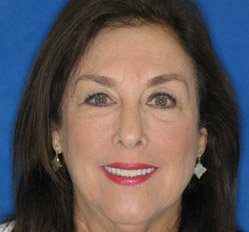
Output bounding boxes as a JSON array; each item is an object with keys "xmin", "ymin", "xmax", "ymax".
[{"xmin": 112, "ymin": 132, "xmax": 149, "ymax": 149}]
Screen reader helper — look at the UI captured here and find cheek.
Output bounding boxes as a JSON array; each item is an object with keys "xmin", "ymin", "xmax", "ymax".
[
  {"xmin": 144, "ymin": 119, "xmax": 198, "ymax": 206},
  {"xmin": 62, "ymin": 115, "xmax": 110, "ymax": 161},
  {"xmin": 152, "ymin": 120, "xmax": 198, "ymax": 167},
  {"xmin": 149, "ymin": 121, "xmax": 198, "ymax": 198},
  {"xmin": 60, "ymin": 114, "xmax": 112, "ymax": 202}
]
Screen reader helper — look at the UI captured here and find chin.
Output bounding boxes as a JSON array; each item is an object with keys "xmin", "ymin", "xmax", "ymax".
[{"xmin": 102, "ymin": 202, "xmax": 157, "ymax": 225}]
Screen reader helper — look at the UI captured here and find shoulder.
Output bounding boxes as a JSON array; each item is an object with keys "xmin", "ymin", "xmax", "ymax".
[{"xmin": 0, "ymin": 221, "xmax": 14, "ymax": 232}]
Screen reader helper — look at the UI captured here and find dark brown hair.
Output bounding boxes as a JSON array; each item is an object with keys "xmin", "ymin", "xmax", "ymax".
[{"xmin": 11, "ymin": 0, "xmax": 240, "ymax": 231}]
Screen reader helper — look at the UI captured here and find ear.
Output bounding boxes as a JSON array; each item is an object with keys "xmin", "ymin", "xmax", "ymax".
[
  {"xmin": 198, "ymin": 127, "xmax": 208, "ymax": 154},
  {"xmin": 51, "ymin": 129, "xmax": 63, "ymax": 154}
]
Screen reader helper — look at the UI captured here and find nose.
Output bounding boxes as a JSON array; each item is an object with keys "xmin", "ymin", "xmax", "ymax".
[{"xmin": 112, "ymin": 105, "xmax": 148, "ymax": 149}]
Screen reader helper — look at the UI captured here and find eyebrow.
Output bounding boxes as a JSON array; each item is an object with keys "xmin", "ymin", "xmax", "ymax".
[
  {"xmin": 146, "ymin": 74, "xmax": 188, "ymax": 90},
  {"xmin": 75, "ymin": 74, "xmax": 115, "ymax": 87},
  {"xmin": 75, "ymin": 74, "xmax": 189, "ymax": 91}
]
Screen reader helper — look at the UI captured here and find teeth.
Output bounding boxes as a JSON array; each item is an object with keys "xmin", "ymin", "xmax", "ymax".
[{"xmin": 104, "ymin": 166, "xmax": 155, "ymax": 177}]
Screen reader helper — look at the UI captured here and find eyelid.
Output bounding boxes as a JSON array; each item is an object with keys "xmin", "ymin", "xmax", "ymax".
[{"xmin": 149, "ymin": 91, "xmax": 176, "ymax": 100}]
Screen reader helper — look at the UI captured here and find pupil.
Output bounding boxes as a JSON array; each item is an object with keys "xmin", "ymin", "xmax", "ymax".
[
  {"xmin": 96, "ymin": 95, "xmax": 106, "ymax": 104},
  {"xmin": 156, "ymin": 96, "xmax": 167, "ymax": 106}
]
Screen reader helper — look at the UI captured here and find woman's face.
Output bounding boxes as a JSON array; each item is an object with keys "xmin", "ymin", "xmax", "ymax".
[{"xmin": 52, "ymin": 24, "xmax": 207, "ymax": 231}]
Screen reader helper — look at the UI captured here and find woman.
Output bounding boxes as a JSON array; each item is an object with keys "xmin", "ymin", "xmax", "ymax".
[{"xmin": 0, "ymin": 0, "xmax": 240, "ymax": 231}]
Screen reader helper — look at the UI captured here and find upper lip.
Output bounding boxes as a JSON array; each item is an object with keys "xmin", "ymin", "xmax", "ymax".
[{"xmin": 103, "ymin": 163, "xmax": 157, "ymax": 170}]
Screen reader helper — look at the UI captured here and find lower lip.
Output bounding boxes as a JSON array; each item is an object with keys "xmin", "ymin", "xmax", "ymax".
[{"xmin": 100, "ymin": 167, "xmax": 157, "ymax": 186}]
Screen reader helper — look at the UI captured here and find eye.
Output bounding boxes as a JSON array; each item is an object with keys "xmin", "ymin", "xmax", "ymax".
[
  {"xmin": 147, "ymin": 92, "xmax": 176, "ymax": 109},
  {"xmin": 84, "ymin": 92, "xmax": 113, "ymax": 107}
]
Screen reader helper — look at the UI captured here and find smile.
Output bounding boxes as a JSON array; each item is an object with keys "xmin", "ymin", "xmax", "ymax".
[
  {"xmin": 100, "ymin": 163, "xmax": 158, "ymax": 186},
  {"xmin": 104, "ymin": 166, "xmax": 156, "ymax": 177}
]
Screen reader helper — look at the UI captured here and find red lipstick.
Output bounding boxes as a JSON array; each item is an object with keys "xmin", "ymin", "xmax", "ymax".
[{"xmin": 100, "ymin": 163, "xmax": 157, "ymax": 186}]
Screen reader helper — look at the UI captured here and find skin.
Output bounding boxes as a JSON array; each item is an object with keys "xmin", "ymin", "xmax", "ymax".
[{"xmin": 52, "ymin": 24, "xmax": 208, "ymax": 232}]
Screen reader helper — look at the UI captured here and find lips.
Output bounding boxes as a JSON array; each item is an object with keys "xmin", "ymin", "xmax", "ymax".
[{"xmin": 100, "ymin": 163, "xmax": 158, "ymax": 186}]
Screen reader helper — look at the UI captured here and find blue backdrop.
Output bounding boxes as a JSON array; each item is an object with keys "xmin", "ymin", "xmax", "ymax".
[{"xmin": 0, "ymin": 1, "xmax": 248, "ymax": 231}]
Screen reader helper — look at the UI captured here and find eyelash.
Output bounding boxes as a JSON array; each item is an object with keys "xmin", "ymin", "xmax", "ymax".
[{"xmin": 84, "ymin": 91, "xmax": 177, "ymax": 109}]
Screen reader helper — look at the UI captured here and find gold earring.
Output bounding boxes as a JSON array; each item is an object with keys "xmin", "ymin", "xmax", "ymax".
[
  {"xmin": 194, "ymin": 151, "xmax": 207, "ymax": 179},
  {"xmin": 52, "ymin": 143, "xmax": 62, "ymax": 171}
]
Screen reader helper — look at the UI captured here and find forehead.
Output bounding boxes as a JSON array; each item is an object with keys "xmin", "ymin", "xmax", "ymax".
[{"xmin": 71, "ymin": 23, "xmax": 196, "ymax": 90}]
